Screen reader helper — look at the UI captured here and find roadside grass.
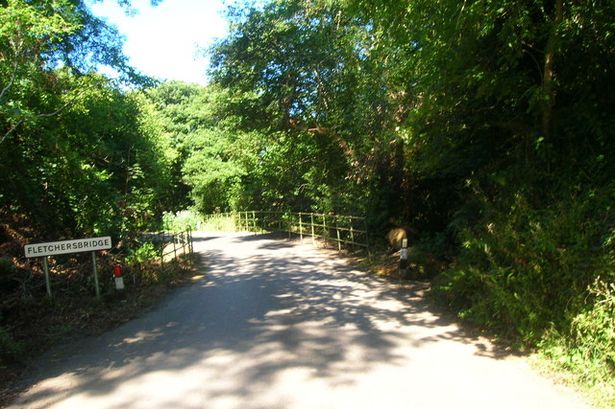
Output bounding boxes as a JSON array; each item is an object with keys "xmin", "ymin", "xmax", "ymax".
[
  {"xmin": 531, "ymin": 350, "xmax": 614, "ymax": 409},
  {"xmin": 200, "ymin": 215, "xmax": 238, "ymax": 232}
]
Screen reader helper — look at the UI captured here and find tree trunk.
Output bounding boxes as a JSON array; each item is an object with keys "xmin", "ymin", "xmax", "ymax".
[{"xmin": 542, "ymin": 0, "xmax": 563, "ymax": 139}]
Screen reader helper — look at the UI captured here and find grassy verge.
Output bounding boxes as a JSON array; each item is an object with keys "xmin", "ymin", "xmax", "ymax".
[
  {"xmin": 531, "ymin": 349, "xmax": 614, "ymax": 409},
  {"xmin": 199, "ymin": 214, "xmax": 239, "ymax": 232}
]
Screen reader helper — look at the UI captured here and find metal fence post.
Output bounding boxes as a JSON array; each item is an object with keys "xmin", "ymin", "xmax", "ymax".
[
  {"xmin": 322, "ymin": 214, "xmax": 327, "ymax": 244},
  {"xmin": 364, "ymin": 219, "xmax": 370, "ymax": 255},
  {"xmin": 187, "ymin": 227, "xmax": 193, "ymax": 253},
  {"xmin": 310, "ymin": 213, "xmax": 315, "ymax": 245},
  {"xmin": 160, "ymin": 232, "xmax": 165, "ymax": 265},
  {"xmin": 173, "ymin": 234, "xmax": 177, "ymax": 261},
  {"xmin": 335, "ymin": 215, "xmax": 342, "ymax": 252}
]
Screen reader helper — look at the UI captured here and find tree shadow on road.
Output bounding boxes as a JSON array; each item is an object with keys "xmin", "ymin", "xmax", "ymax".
[{"xmin": 10, "ymin": 233, "xmax": 521, "ymax": 409}]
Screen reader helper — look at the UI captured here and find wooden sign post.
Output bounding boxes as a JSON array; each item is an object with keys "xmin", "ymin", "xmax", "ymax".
[{"xmin": 25, "ymin": 237, "xmax": 112, "ymax": 299}]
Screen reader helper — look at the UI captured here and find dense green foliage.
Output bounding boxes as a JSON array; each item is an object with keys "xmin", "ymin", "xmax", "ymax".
[
  {"xmin": 0, "ymin": 0, "xmax": 172, "ymax": 237},
  {"xmin": 192, "ymin": 0, "xmax": 613, "ymax": 398},
  {"xmin": 0, "ymin": 0, "xmax": 613, "ymax": 400},
  {"xmin": 0, "ymin": 0, "xmax": 181, "ymax": 372},
  {"xmin": 209, "ymin": 1, "xmax": 409, "ymax": 222}
]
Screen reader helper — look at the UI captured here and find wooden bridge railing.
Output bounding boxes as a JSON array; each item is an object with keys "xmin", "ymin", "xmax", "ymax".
[
  {"xmin": 140, "ymin": 229, "xmax": 194, "ymax": 264},
  {"xmin": 200, "ymin": 211, "xmax": 369, "ymax": 252}
]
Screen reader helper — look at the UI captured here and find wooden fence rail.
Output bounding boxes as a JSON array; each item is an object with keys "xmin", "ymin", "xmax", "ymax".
[
  {"xmin": 141, "ymin": 228, "xmax": 194, "ymax": 264},
  {"xmin": 200, "ymin": 211, "xmax": 369, "ymax": 252}
]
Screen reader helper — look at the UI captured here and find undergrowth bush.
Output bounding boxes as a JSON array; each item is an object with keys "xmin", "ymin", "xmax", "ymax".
[
  {"xmin": 436, "ymin": 188, "xmax": 613, "ymax": 341},
  {"xmin": 0, "ymin": 258, "xmax": 16, "ymax": 276},
  {"xmin": 568, "ymin": 278, "xmax": 615, "ymax": 378},
  {"xmin": 125, "ymin": 242, "xmax": 162, "ymax": 285},
  {"xmin": 433, "ymin": 184, "xmax": 614, "ymax": 401},
  {"xmin": 200, "ymin": 214, "xmax": 237, "ymax": 232},
  {"xmin": 539, "ymin": 277, "xmax": 615, "ymax": 407},
  {"xmin": 162, "ymin": 210, "xmax": 202, "ymax": 232},
  {"xmin": 126, "ymin": 242, "xmax": 158, "ymax": 266},
  {"xmin": 0, "ymin": 324, "xmax": 23, "ymax": 364}
]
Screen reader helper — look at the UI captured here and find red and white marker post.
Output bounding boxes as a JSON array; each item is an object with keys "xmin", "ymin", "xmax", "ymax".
[{"xmin": 113, "ymin": 264, "xmax": 125, "ymax": 290}]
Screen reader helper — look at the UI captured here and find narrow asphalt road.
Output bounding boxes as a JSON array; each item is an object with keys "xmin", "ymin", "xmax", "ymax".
[{"xmin": 9, "ymin": 232, "xmax": 588, "ymax": 409}]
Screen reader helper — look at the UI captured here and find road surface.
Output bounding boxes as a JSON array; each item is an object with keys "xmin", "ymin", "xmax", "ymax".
[{"xmin": 9, "ymin": 232, "xmax": 589, "ymax": 409}]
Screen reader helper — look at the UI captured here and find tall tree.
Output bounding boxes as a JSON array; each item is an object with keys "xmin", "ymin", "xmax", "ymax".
[
  {"xmin": 205, "ymin": 0, "xmax": 615, "ymax": 358},
  {"xmin": 210, "ymin": 0, "xmax": 415, "ymax": 219},
  {"xmin": 0, "ymin": 0, "xmax": 172, "ymax": 236}
]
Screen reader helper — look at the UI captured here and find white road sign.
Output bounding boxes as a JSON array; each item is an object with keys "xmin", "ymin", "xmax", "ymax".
[{"xmin": 25, "ymin": 236, "xmax": 112, "ymax": 258}]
